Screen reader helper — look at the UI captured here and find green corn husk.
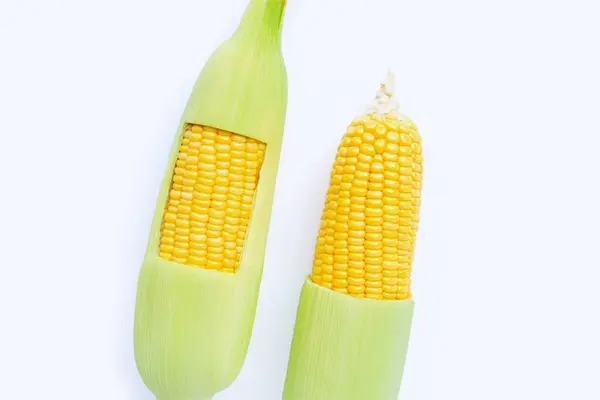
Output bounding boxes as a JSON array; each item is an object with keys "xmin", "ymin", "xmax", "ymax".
[
  {"xmin": 283, "ymin": 280, "xmax": 414, "ymax": 400},
  {"xmin": 133, "ymin": 1, "xmax": 288, "ymax": 399}
]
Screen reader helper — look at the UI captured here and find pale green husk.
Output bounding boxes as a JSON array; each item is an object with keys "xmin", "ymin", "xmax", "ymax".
[
  {"xmin": 283, "ymin": 279, "xmax": 415, "ymax": 400},
  {"xmin": 133, "ymin": 1, "xmax": 287, "ymax": 399}
]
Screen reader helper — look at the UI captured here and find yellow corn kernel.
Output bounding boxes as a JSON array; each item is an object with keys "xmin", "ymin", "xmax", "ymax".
[
  {"xmin": 310, "ymin": 113, "xmax": 422, "ymax": 300},
  {"xmin": 158, "ymin": 124, "xmax": 266, "ymax": 273}
]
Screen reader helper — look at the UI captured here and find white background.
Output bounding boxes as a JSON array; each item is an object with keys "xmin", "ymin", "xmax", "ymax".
[{"xmin": 1, "ymin": 0, "xmax": 599, "ymax": 399}]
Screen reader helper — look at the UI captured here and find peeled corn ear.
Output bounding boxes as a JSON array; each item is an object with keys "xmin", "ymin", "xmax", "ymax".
[
  {"xmin": 284, "ymin": 72, "xmax": 422, "ymax": 400},
  {"xmin": 133, "ymin": 1, "xmax": 287, "ymax": 399}
]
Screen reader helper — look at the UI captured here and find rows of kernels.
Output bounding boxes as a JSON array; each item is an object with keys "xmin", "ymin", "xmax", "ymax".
[
  {"xmin": 159, "ymin": 124, "xmax": 266, "ymax": 273},
  {"xmin": 311, "ymin": 113, "xmax": 422, "ymax": 300}
]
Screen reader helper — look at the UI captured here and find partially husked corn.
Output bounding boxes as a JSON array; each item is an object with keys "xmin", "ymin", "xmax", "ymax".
[
  {"xmin": 310, "ymin": 113, "xmax": 422, "ymax": 300},
  {"xmin": 159, "ymin": 124, "xmax": 266, "ymax": 273},
  {"xmin": 134, "ymin": 0, "xmax": 288, "ymax": 398},
  {"xmin": 284, "ymin": 73, "xmax": 420, "ymax": 400}
]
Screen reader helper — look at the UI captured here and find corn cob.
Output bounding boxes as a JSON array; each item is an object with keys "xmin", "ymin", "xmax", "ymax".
[
  {"xmin": 134, "ymin": 1, "xmax": 287, "ymax": 399},
  {"xmin": 284, "ymin": 72, "xmax": 422, "ymax": 400},
  {"xmin": 159, "ymin": 125, "xmax": 266, "ymax": 273}
]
